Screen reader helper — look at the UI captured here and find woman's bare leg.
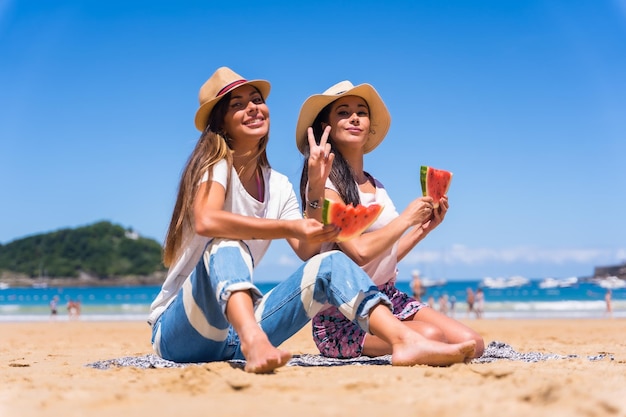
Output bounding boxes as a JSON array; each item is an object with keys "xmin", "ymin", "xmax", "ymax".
[
  {"xmin": 364, "ymin": 308, "xmax": 485, "ymax": 359},
  {"xmin": 226, "ymin": 290, "xmax": 292, "ymax": 373},
  {"xmin": 367, "ymin": 304, "xmax": 475, "ymax": 366},
  {"xmin": 363, "ymin": 320, "xmax": 446, "ymax": 357},
  {"xmin": 412, "ymin": 307, "xmax": 485, "ymax": 357}
]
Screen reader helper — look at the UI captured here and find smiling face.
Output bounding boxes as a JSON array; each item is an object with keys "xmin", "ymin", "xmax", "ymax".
[
  {"xmin": 324, "ymin": 95, "xmax": 371, "ymax": 153},
  {"xmin": 222, "ymin": 84, "xmax": 270, "ymax": 146}
]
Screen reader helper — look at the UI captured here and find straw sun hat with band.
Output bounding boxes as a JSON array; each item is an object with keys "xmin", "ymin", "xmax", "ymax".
[
  {"xmin": 295, "ymin": 80, "xmax": 391, "ymax": 154},
  {"xmin": 194, "ymin": 66, "xmax": 271, "ymax": 131}
]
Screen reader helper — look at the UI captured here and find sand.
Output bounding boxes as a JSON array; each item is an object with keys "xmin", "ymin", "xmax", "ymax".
[{"xmin": 2, "ymin": 318, "xmax": 625, "ymax": 417}]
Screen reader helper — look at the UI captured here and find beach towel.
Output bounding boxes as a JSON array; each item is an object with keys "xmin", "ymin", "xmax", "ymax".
[{"xmin": 85, "ymin": 340, "xmax": 614, "ymax": 370}]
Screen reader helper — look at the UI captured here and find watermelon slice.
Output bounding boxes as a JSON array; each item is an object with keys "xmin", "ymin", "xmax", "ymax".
[
  {"xmin": 322, "ymin": 199, "xmax": 383, "ymax": 241},
  {"xmin": 420, "ymin": 166, "xmax": 453, "ymax": 208}
]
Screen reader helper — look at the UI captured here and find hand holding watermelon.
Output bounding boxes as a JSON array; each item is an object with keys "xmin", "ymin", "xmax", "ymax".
[
  {"xmin": 421, "ymin": 195, "xmax": 448, "ymax": 233},
  {"xmin": 420, "ymin": 165, "xmax": 453, "ymax": 209},
  {"xmin": 322, "ymin": 199, "xmax": 384, "ymax": 242},
  {"xmin": 296, "ymin": 217, "xmax": 342, "ymax": 243},
  {"xmin": 401, "ymin": 196, "xmax": 440, "ymax": 227}
]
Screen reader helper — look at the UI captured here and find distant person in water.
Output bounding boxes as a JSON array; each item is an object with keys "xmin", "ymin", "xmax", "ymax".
[
  {"xmin": 466, "ymin": 288, "xmax": 475, "ymax": 318},
  {"xmin": 411, "ymin": 270, "xmax": 425, "ymax": 302},
  {"xmin": 67, "ymin": 299, "xmax": 81, "ymax": 320},
  {"xmin": 449, "ymin": 295, "xmax": 457, "ymax": 317},
  {"xmin": 474, "ymin": 288, "xmax": 485, "ymax": 319},
  {"xmin": 438, "ymin": 295, "xmax": 449, "ymax": 316},
  {"xmin": 605, "ymin": 289, "xmax": 613, "ymax": 318},
  {"xmin": 49, "ymin": 295, "xmax": 59, "ymax": 319}
]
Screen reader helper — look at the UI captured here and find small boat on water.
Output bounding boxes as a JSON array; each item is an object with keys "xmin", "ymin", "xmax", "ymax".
[
  {"xmin": 481, "ymin": 275, "xmax": 530, "ymax": 289},
  {"xmin": 538, "ymin": 276, "xmax": 578, "ymax": 289},
  {"xmin": 420, "ymin": 277, "xmax": 447, "ymax": 288},
  {"xmin": 0, "ymin": 282, "xmax": 9, "ymax": 290},
  {"xmin": 595, "ymin": 276, "xmax": 626, "ymax": 289}
]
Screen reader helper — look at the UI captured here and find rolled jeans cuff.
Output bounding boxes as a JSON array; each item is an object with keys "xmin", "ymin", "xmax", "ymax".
[
  {"xmin": 218, "ymin": 281, "xmax": 264, "ymax": 312},
  {"xmin": 355, "ymin": 292, "xmax": 393, "ymax": 334}
]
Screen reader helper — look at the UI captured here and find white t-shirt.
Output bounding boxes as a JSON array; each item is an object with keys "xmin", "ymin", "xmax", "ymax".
[
  {"xmin": 148, "ymin": 159, "xmax": 302, "ymax": 325},
  {"xmin": 321, "ymin": 175, "xmax": 399, "ymax": 286}
]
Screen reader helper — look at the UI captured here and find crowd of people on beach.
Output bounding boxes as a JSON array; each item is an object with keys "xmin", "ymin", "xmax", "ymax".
[
  {"xmin": 410, "ymin": 272, "xmax": 484, "ymax": 319},
  {"xmin": 49, "ymin": 296, "xmax": 81, "ymax": 320}
]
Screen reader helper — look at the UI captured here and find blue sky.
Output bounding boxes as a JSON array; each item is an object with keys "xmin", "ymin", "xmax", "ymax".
[{"xmin": 1, "ymin": 0, "xmax": 625, "ymax": 282}]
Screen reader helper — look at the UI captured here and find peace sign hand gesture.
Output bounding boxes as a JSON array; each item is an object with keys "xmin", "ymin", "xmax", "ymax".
[{"xmin": 307, "ymin": 126, "xmax": 334, "ymax": 188}]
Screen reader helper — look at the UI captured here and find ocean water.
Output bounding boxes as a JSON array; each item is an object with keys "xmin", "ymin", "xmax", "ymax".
[{"xmin": 0, "ymin": 279, "xmax": 624, "ymax": 322}]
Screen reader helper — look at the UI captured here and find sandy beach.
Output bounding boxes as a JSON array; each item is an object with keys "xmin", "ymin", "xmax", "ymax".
[{"xmin": 2, "ymin": 318, "xmax": 625, "ymax": 417}]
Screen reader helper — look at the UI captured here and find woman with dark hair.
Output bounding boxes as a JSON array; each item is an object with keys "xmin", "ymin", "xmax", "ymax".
[{"xmin": 297, "ymin": 80, "xmax": 484, "ymax": 360}]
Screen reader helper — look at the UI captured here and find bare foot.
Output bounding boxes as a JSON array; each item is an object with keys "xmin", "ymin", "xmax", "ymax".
[
  {"xmin": 391, "ymin": 336, "xmax": 476, "ymax": 367},
  {"xmin": 240, "ymin": 328, "xmax": 292, "ymax": 374}
]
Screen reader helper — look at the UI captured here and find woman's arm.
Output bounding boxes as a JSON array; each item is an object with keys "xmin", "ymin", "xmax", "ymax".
[
  {"xmin": 334, "ymin": 190, "xmax": 437, "ymax": 266},
  {"xmin": 194, "ymin": 180, "xmax": 335, "ymax": 242},
  {"xmin": 396, "ymin": 226, "xmax": 427, "ymax": 262},
  {"xmin": 303, "ymin": 126, "xmax": 334, "ymax": 225},
  {"xmin": 397, "ymin": 196, "xmax": 449, "ymax": 262},
  {"xmin": 286, "ymin": 126, "xmax": 338, "ymax": 260},
  {"xmin": 194, "ymin": 180, "xmax": 338, "ymax": 260}
]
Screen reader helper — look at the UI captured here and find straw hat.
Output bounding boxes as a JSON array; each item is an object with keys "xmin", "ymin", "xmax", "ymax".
[
  {"xmin": 295, "ymin": 80, "xmax": 391, "ymax": 154},
  {"xmin": 194, "ymin": 67, "xmax": 271, "ymax": 131}
]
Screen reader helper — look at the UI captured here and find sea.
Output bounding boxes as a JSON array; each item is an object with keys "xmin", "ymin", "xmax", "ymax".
[{"xmin": 0, "ymin": 279, "xmax": 624, "ymax": 322}]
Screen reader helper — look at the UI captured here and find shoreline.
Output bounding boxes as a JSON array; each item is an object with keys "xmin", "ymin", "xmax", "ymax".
[
  {"xmin": 0, "ymin": 272, "xmax": 166, "ymax": 288},
  {"xmin": 1, "ymin": 301, "xmax": 623, "ymax": 322},
  {"xmin": 2, "ymin": 280, "xmax": 622, "ymax": 323},
  {"xmin": 2, "ymin": 274, "xmax": 623, "ymax": 288}
]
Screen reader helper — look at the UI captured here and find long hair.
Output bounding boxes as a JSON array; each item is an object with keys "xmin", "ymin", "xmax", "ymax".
[
  {"xmin": 299, "ymin": 101, "xmax": 361, "ymax": 209},
  {"xmin": 163, "ymin": 88, "xmax": 270, "ymax": 267}
]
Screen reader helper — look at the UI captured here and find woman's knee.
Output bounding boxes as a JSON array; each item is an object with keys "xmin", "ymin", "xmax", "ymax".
[
  {"xmin": 453, "ymin": 328, "xmax": 485, "ymax": 358},
  {"xmin": 419, "ymin": 323, "xmax": 447, "ymax": 342},
  {"xmin": 323, "ymin": 250, "xmax": 365, "ymax": 278},
  {"xmin": 301, "ymin": 251, "xmax": 353, "ymax": 284}
]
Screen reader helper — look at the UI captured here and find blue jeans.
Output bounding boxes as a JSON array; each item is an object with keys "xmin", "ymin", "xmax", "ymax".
[{"xmin": 151, "ymin": 238, "xmax": 390, "ymax": 363}]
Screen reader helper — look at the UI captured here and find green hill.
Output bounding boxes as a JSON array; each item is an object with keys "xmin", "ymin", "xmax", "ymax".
[{"xmin": 0, "ymin": 221, "xmax": 166, "ymax": 280}]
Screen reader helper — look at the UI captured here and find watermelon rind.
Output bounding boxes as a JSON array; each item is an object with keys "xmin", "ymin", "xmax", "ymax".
[
  {"xmin": 420, "ymin": 165, "xmax": 428, "ymax": 197},
  {"xmin": 322, "ymin": 198, "xmax": 332, "ymax": 225}
]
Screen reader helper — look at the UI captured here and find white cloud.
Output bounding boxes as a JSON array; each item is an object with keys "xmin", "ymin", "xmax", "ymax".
[{"xmin": 405, "ymin": 244, "xmax": 625, "ymax": 266}]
